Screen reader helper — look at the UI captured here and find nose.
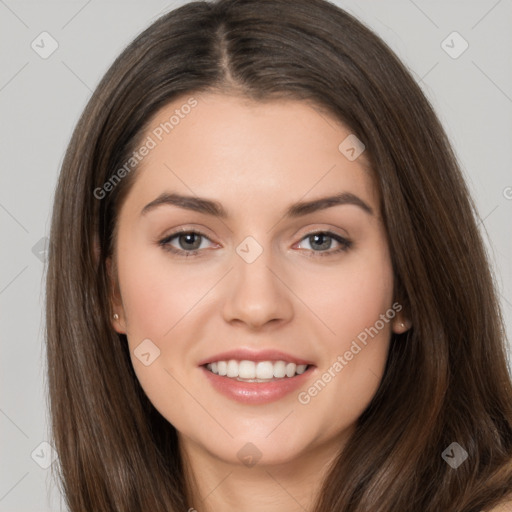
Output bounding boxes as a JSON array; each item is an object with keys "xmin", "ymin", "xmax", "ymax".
[{"xmin": 221, "ymin": 244, "xmax": 294, "ymax": 330}]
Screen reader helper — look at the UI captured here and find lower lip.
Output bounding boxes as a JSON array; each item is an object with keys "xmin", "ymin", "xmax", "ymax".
[{"xmin": 200, "ymin": 365, "xmax": 314, "ymax": 405}]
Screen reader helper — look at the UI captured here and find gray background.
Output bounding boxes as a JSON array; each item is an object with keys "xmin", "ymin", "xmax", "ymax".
[{"xmin": 1, "ymin": 1, "xmax": 511, "ymax": 510}]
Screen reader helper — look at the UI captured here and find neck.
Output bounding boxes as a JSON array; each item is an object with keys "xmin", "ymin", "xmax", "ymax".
[{"xmin": 179, "ymin": 435, "xmax": 347, "ymax": 512}]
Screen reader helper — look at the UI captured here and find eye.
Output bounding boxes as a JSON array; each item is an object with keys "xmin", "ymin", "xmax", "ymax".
[
  {"xmin": 295, "ymin": 231, "xmax": 352, "ymax": 257},
  {"xmin": 158, "ymin": 230, "xmax": 215, "ymax": 257},
  {"xmin": 158, "ymin": 229, "xmax": 352, "ymax": 258}
]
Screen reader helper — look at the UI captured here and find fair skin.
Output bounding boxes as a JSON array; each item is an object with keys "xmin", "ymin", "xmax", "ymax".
[{"xmin": 108, "ymin": 92, "xmax": 411, "ymax": 512}]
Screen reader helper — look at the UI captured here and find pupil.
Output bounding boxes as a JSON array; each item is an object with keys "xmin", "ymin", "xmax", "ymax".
[
  {"xmin": 180, "ymin": 233, "xmax": 201, "ymax": 250},
  {"xmin": 311, "ymin": 233, "xmax": 330, "ymax": 250}
]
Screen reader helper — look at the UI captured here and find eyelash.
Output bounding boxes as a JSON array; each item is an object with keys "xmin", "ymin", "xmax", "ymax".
[{"xmin": 157, "ymin": 230, "xmax": 352, "ymax": 258}]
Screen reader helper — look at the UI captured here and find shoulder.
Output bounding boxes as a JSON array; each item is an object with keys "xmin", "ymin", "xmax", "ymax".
[{"xmin": 487, "ymin": 498, "xmax": 512, "ymax": 512}]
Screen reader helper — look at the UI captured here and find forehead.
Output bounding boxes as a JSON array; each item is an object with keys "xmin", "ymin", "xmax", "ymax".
[{"xmin": 120, "ymin": 92, "xmax": 378, "ymax": 217}]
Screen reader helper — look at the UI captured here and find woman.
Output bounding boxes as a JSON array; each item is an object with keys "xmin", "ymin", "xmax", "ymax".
[{"xmin": 45, "ymin": 0, "xmax": 512, "ymax": 510}]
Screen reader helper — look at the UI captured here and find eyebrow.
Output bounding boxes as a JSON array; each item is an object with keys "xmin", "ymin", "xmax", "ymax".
[{"xmin": 140, "ymin": 191, "xmax": 374, "ymax": 218}]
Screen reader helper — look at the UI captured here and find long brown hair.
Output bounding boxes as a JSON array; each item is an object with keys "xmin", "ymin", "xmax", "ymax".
[{"xmin": 45, "ymin": 0, "xmax": 512, "ymax": 510}]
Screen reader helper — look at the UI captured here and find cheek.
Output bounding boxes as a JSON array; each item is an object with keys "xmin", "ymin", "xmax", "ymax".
[
  {"xmin": 115, "ymin": 245, "xmax": 213, "ymax": 424},
  {"xmin": 302, "ymin": 240, "xmax": 395, "ymax": 349},
  {"xmin": 293, "ymin": 242, "xmax": 395, "ymax": 435},
  {"xmin": 118, "ymin": 229, "xmax": 394, "ymax": 355},
  {"xmin": 118, "ymin": 244, "xmax": 213, "ymax": 340}
]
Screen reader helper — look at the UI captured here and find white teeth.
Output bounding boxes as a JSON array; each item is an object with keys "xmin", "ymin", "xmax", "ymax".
[
  {"xmin": 285, "ymin": 362, "xmax": 296, "ymax": 377},
  {"xmin": 273, "ymin": 360, "xmax": 286, "ymax": 378},
  {"xmin": 256, "ymin": 361, "xmax": 274, "ymax": 379},
  {"xmin": 296, "ymin": 364, "xmax": 307, "ymax": 375},
  {"xmin": 217, "ymin": 361, "xmax": 227, "ymax": 376},
  {"xmin": 238, "ymin": 360, "xmax": 256, "ymax": 379},
  {"xmin": 205, "ymin": 359, "xmax": 310, "ymax": 379},
  {"xmin": 226, "ymin": 360, "xmax": 238, "ymax": 378}
]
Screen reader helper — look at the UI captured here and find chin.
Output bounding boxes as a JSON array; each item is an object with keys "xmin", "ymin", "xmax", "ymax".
[{"xmin": 204, "ymin": 430, "xmax": 312, "ymax": 468}]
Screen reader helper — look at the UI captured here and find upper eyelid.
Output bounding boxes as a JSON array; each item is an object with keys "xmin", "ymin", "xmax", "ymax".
[
  {"xmin": 161, "ymin": 221, "xmax": 350, "ymax": 238},
  {"xmin": 160, "ymin": 229, "xmax": 215, "ymax": 246}
]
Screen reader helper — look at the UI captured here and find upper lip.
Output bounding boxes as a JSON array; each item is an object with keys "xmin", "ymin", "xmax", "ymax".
[{"xmin": 198, "ymin": 348, "xmax": 314, "ymax": 366}]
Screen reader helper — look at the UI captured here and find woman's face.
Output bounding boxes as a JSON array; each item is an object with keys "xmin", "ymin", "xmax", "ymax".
[{"xmin": 109, "ymin": 92, "xmax": 408, "ymax": 468}]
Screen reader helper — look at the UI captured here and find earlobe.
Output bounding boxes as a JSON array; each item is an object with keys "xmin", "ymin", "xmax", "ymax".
[
  {"xmin": 392, "ymin": 314, "xmax": 411, "ymax": 334},
  {"xmin": 111, "ymin": 311, "xmax": 127, "ymax": 334},
  {"xmin": 106, "ymin": 256, "xmax": 127, "ymax": 334}
]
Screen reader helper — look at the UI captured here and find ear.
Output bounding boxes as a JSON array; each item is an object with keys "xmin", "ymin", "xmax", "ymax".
[
  {"xmin": 106, "ymin": 255, "xmax": 127, "ymax": 334},
  {"xmin": 391, "ymin": 310, "xmax": 412, "ymax": 334}
]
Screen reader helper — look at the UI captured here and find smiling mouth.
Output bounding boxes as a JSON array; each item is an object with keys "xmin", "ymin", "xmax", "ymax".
[{"xmin": 204, "ymin": 359, "xmax": 311, "ymax": 382}]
